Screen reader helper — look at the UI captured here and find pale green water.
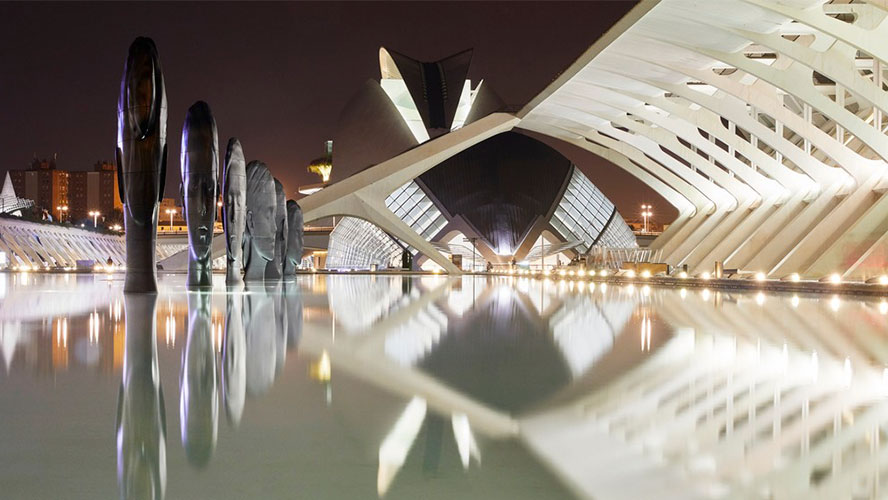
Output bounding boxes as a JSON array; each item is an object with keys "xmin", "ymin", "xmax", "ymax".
[{"xmin": 2, "ymin": 273, "xmax": 886, "ymax": 499}]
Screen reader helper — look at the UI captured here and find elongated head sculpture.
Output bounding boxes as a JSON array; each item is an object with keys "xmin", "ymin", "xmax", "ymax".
[
  {"xmin": 243, "ymin": 161, "xmax": 276, "ymax": 280},
  {"xmin": 283, "ymin": 200, "xmax": 303, "ymax": 277},
  {"xmin": 222, "ymin": 138, "xmax": 246, "ymax": 284},
  {"xmin": 180, "ymin": 101, "xmax": 219, "ymax": 288},
  {"xmin": 117, "ymin": 37, "xmax": 168, "ymax": 293},
  {"xmin": 265, "ymin": 179, "xmax": 287, "ymax": 280}
]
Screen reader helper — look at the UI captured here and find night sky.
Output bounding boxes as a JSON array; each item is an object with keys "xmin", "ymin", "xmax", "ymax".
[{"xmin": 0, "ymin": 1, "xmax": 672, "ymax": 222}]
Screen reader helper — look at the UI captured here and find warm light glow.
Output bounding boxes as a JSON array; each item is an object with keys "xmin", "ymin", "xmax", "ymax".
[
  {"xmin": 640, "ymin": 270, "xmax": 651, "ymax": 279},
  {"xmin": 755, "ymin": 292, "xmax": 765, "ymax": 306},
  {"xmin": 879, "ymin": 275, "xmax": 888, "ymax": 286},
  {"xmin": 558, "ymin": 270, "xmax": 566, "ymax": 277},
  {"xmin": 755, "ymin": 272, "xmax": 766, "ymax": 282},
  {"xmin": 790, "ymin": 273, "xmax": 800, "ymax": 282},
  {"xmin": 701, "ymin": 272, "xmax": 711, "ymax": 280},
  {"xmin": 577, "ymin": 269, "xmax": 585, "ymax": 277},
  {"xmin": 626, "ymin": 270, "xmax": 636, "ymax": 279},
  {"xmin": 830, "ymin": 295, "xmax": 841, "ymax": 312},
  {"xmin": 829, "ymin": 273, "xmax": 842, "ymax": 284},
  {"xmin": 791, "ymin": 295, "xmax": 800, "ymax": 308},
  {"xmin": 678, "ymin": 271, "xmax": 688, "ymax": 279},
  {"xmin": 880, "ymin": 301, "xmax": 888, "ymax": 315},
  {"xmin": 599, "ymin": 270, "xmax": 608, "ymax": 277}
]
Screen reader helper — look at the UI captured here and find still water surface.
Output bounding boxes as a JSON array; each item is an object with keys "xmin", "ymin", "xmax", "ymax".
[{"xmin": 1, "ymin": 273, "xmax": 887, "ymax": 499}]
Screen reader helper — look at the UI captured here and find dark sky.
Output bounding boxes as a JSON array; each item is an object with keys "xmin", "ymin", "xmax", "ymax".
[{"xmin": 0, "ymin": 1, "xmax": 672, "ymax": 222}]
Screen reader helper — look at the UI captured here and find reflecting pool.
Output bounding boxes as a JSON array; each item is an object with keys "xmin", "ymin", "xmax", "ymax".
[{"xmin": 1, "ymin": 273, "xmax": 888, "ymax": 499}]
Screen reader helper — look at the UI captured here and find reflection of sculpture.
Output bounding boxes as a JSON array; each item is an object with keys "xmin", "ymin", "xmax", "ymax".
[
  {"xmin": 117, "ymin": 37, "xmax": 168, "ymax": 293},
  {"xmin": 265, "ymin": 179, "xmax": 287, "ymax": 280},
  {"xmin": 283, "ymin": 200, "xmax": 304, "ymax": 277},
  {"xmin": 222, "ymin": 138, "xmax": 246, "ymax": 284},
  {"xmin": 243, "ymin": 161, "xmax": 276, "ymax": 281},
  {"xmin": 244, "ymin": 283, "xmax": 277, "ymax": 395},
  {"xmin": 179, "ymin": 291, "xmax": 217, "ymax": 468},
  {"xmin": 284, "ymin": 281, "xmax": 303, "ymax": 348},
  {"xmin": 268, "ymin": 281, "xmax": 288, "ymax": 375},
  {"xmin": 116, "ymin": 294, "xmax": 166, "ymax": 500},
  {"xmin": 222, "ymin": 292, "xmax": 245, "ymax": 426},
  {"xmin": 180, "ymin": 102, "xmax": 219, "ymax": 288}
]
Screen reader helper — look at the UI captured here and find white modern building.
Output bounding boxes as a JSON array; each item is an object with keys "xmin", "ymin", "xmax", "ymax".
[{"xmin": 302, "ymin": 0, "xmax": 888, "ymax": 279}]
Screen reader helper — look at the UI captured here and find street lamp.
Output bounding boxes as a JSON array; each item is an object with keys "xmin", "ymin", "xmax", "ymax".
[
  {"xmin": 641, "ymin": 204, "xmax": 653, "ymax": 233},
  {"xmin": 88, "ymin": 210, "xmax": 100, "ymax": 228},
  {"xmin": 165, "ymin": 208, "xmax": 176, "ymax": 230},
  {"xmin": 56, "ymin": 205, "xmax": 68, "ymax": 222},
  {"xmin": 112, "ymin": 224, "xmax": 122, "ymax": 232}
]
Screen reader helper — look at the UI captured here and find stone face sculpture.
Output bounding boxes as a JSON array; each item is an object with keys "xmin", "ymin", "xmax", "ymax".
[
  {"xmin": 222, "ymin": 138, "xmax": 246, "ymax": 284},
  {"xmin": 243, "ymin": 161, "xmax": 276, "ymax": 281},
  {"xmin": 222, "ymin": 292, "xmax": 245, "ymax": 427},
  {"xmin": 116, "ymin": 293, "xmax": 166, "ymax": 500},
  {"xmin": 180, "ymin": 291, "xmax": 218, "ymax": 468},
  {"xmin": 117, "ymin": 37, "xmax": 167, "ymax": 293},
  {"xmin": 283, "ymin": 200, "xmax": 304, "ymax": 277},
  {"xmin": 265, "ymin": 179, "xmax": 287, "ymax": 280},
  {"xmin": 180, "ymin": 101, "xmax": 219, "ymax": 288}
]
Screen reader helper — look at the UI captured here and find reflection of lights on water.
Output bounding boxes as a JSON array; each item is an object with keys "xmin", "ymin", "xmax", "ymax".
[
  {"xmin": 378, "ymin": 397, "xmax": 427, "ymax": 497},
  {"xmin": 755, "ymin": 292, "xmax": 765, "ymax": 306},
  {"xmin": 701, "ymin": 289, "xmax": 711, "ymax": 301},
  {"xmin": 830, "ymin": 295, "xmax": 841, "ymax": 312},
  {"xmin": 791, "ymin": 295, "xmax": 800, "ymax": 308},
  {"xmin": 55, "ymin": 317, "xmax": 68, "ymax": 348},
  {"xmin": 310, "ymin": 350, "xmax": 332, "ymax": 383},
  {"xmin": 640, "ymin": 313, "xmax": 652, "ymax": 352},
  {"xmin": 451, "ymin": 413, "xmax": 480, "ymax": 469},
  {"xmin": 881, "ymin": 301, "xmax": 888, "ymax": 315},
  {"xmin": 843, "ymin": 358, "xmax": 853, "ymax": 387},
  {"xmin": 641, "ymin": 285, "xmax": 650, "ymax": 296},
  {"xmin": 88, "ymin": 311, "xmax": 100, "ymax": 343},
  {"xmin": 679, "ymin": 288, "xmax": 687, "ymax": 299},
  {"xmin": 810, "ymin": 351, "xmax": 819, "ymax": 384},
  {"xmin": 165, "ymin": 314, "xmax": 176, "ymax": 347}
]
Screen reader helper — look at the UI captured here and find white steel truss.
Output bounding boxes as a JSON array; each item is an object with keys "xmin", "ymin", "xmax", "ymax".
[{"xmin": 519, "ymin": 0, "xmax": 888, "ymax": 280}]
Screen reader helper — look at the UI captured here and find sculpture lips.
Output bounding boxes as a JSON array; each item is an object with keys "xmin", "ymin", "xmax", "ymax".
[{"xmin": 123, "ymin": 37, "xmax": 160, "ymax": 140}]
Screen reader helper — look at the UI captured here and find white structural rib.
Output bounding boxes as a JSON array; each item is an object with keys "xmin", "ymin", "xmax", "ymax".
[{"xmin": 519, "ymin": 0, "xmax": 888, "ymax": 280}]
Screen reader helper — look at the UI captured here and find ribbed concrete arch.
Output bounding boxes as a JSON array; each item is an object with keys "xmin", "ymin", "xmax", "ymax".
[{"xmin": 517, "ymin": 0, "xmax": 888, "ymax": 280}]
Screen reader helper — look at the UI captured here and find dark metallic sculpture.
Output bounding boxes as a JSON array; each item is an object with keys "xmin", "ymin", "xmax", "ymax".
[
  {"xmin": 222, "ymin": 138, "xmax": 247, "ymax": 285},
  {"xmin": 283, "ymin": 200, "xmax": 304, "ymax": 277},
  {"xmin": 243, "ymin": 161, "xmax": 276, "ymax": 281},
  {"xmin": 180, "ymin": 102, "xmax": 219, "ymax": 288},
  {"xmin": 116, "ymin": 294, "xmax": 166, "ymax": 500},
  {"xmin": 265, "ymin": 179, "xmax": 287, "ymax": 280},
  {"xmin": 117, "ymin": 37, "xmax": 167, "ymax": 293},
  {"xmin": 222, "ymin": 291, "xmax": 245, "ymax": 427},
  {"xmin": 179, "ymin": 291, "xmax": 218, "ymax": 468}
]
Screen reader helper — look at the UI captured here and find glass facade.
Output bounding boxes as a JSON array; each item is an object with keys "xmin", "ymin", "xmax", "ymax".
[
  {"xmin": 384, "ymin": 181, "xmax": 448, "ymax": 242},
  {"xmin": 326, "ymin": 217, "xmax": 403, "ymax": 270},
  {"xmin": 550, "ymin": 168, "xmax": 636, "ymax": 253}
]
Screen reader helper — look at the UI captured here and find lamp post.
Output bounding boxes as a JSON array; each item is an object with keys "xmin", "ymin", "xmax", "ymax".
[
  {"xmin": 641, "ymin": 204, "xmax": 653, "ymax": 233},
  {"xmin": 56, "ymin": 205, "xmax": 68, "ymax": 222},
  {"xmin": 165, "ymin": 208, "xmax": 176, "ymax": 231},
  {"xmin": 88, "ymin": 210, "xmax": 100, "ymax": 228}
]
